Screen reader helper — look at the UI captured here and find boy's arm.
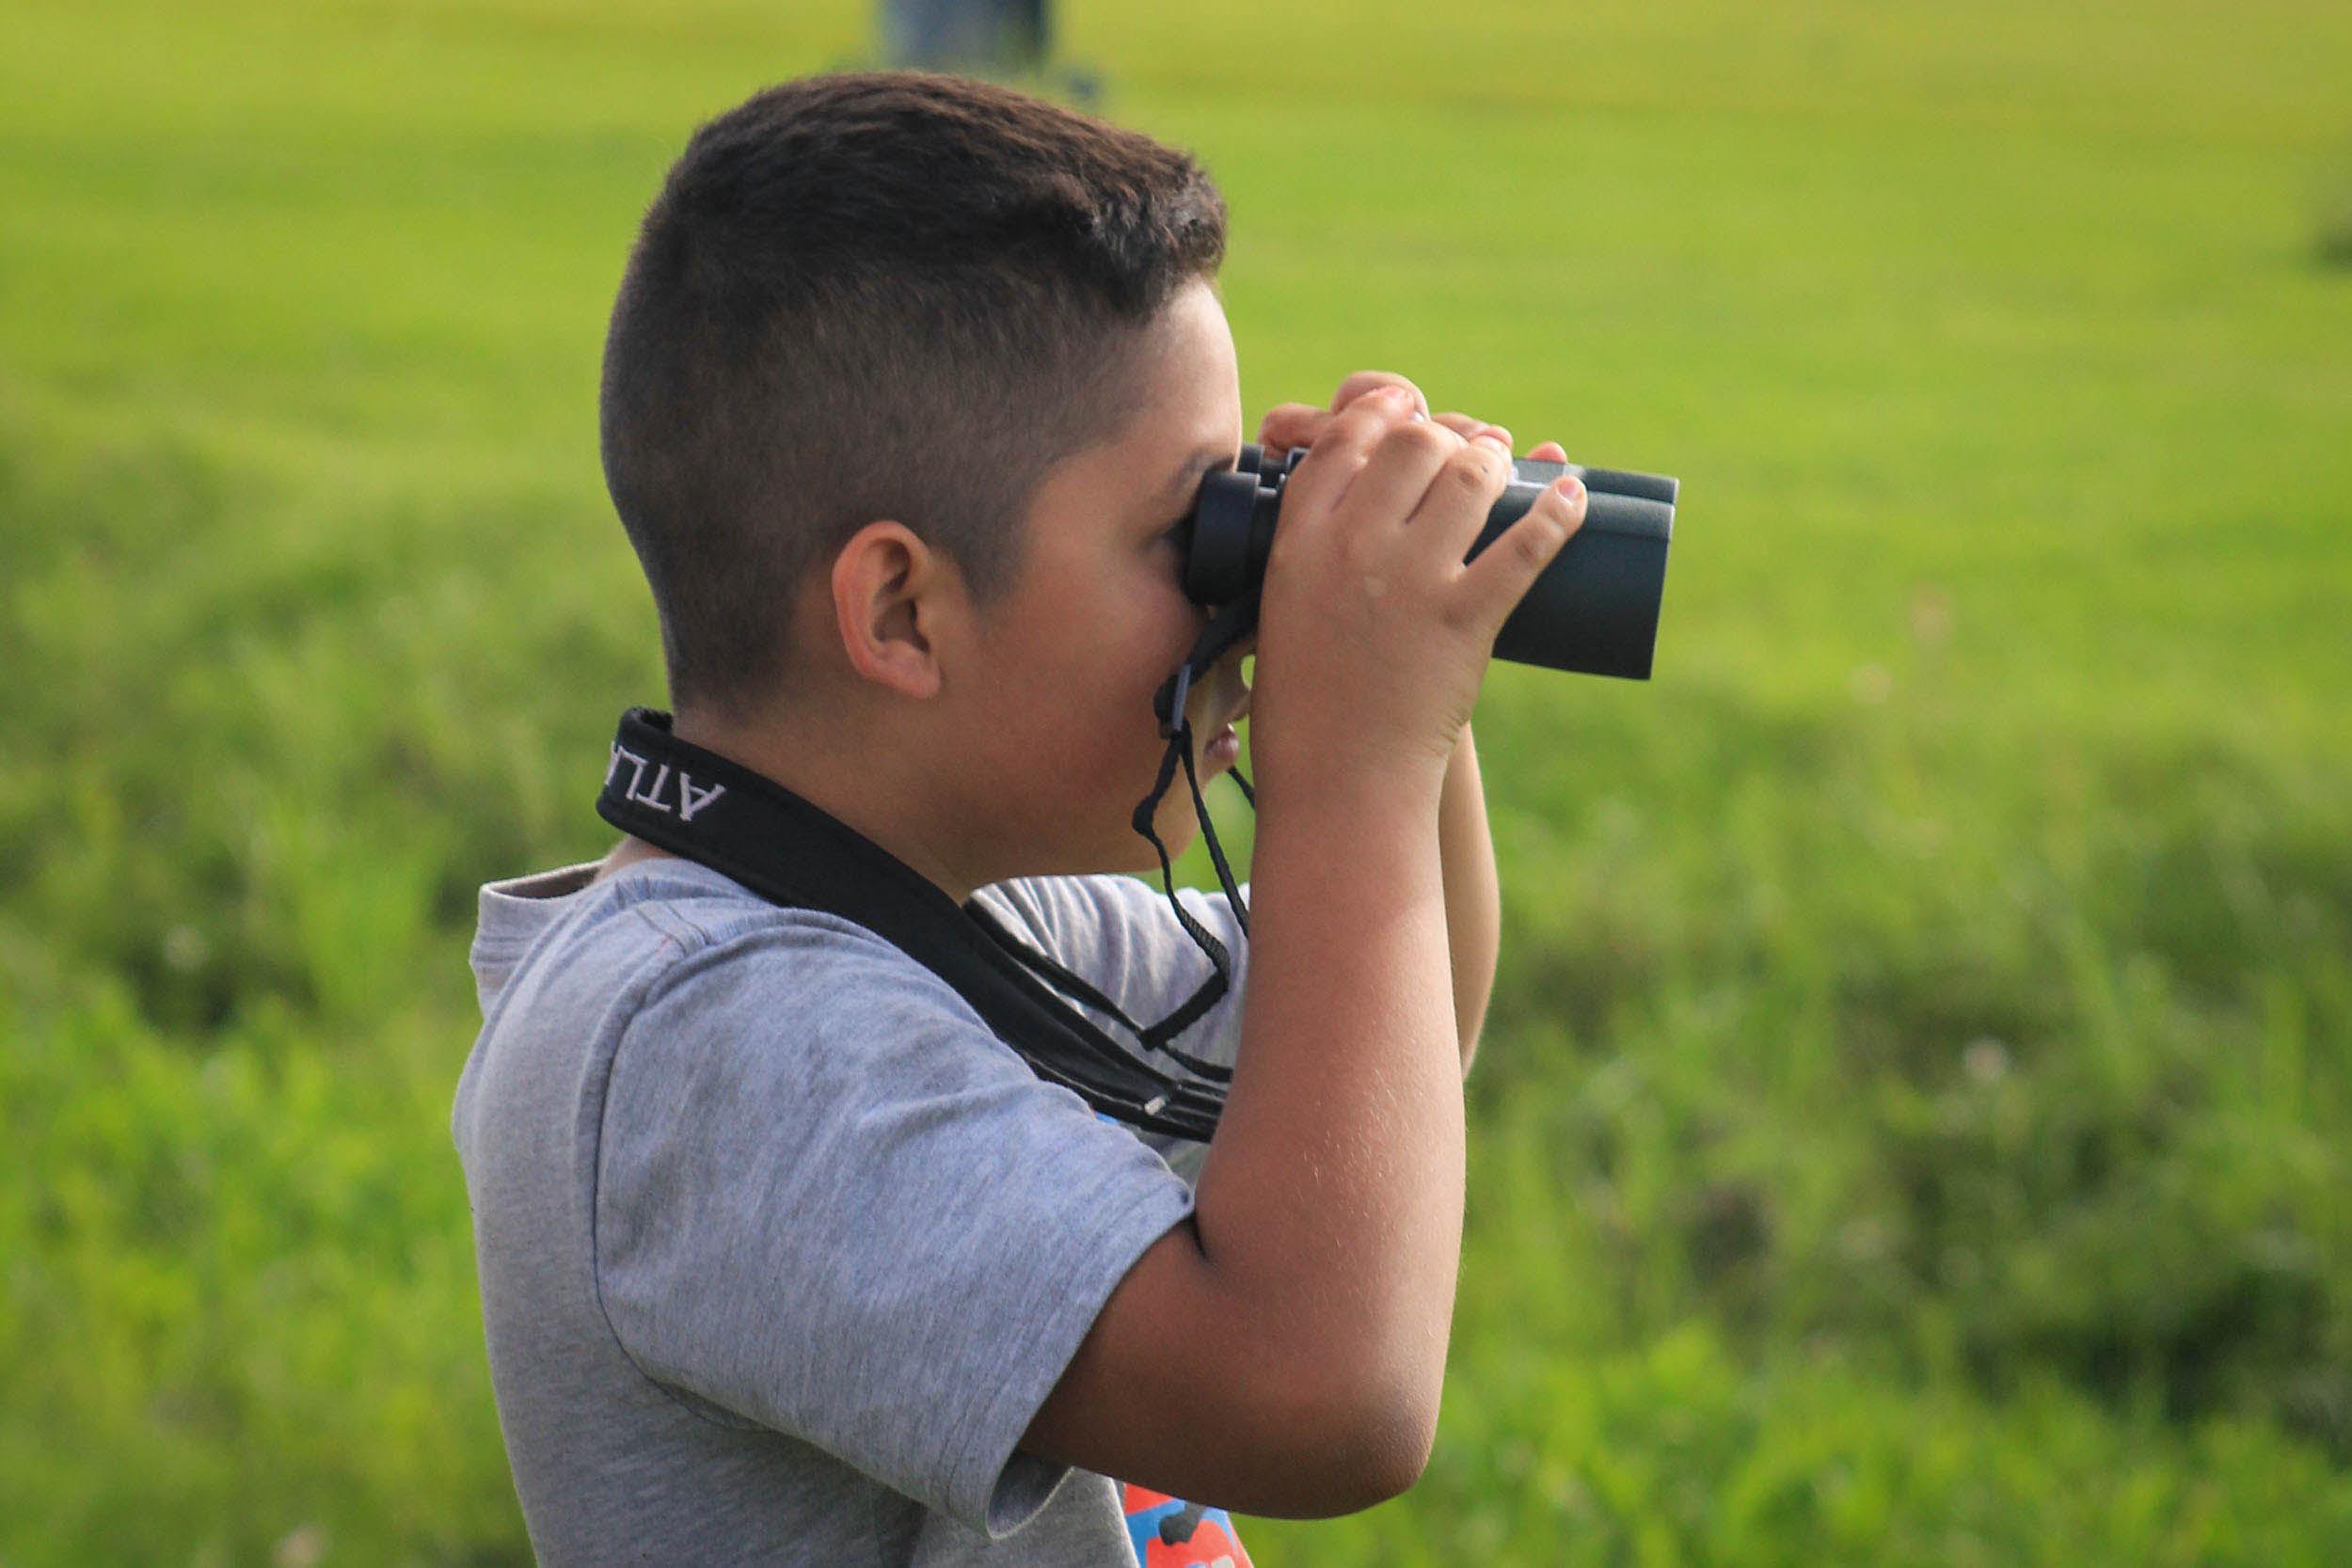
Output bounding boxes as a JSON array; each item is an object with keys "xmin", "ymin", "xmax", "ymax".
[
  {"xmin": 1254, "ymin": 372, "xmax": 1549, "ymax": 1083},
  {"xmin": 1438, "ymin": 721, "xmax": 1500, "ymax": 1078}
]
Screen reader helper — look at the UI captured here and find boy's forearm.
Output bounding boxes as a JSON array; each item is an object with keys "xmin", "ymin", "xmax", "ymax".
[
  {"xmin": 1437, "ymin": 722, "xmax": 1500, "ymax": 1077},
  {"xmin": 1190, "ymin": 768, "xmax": 1464, "ymax": 1472}
]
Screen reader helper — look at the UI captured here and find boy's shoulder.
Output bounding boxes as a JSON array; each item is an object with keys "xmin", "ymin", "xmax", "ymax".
[
  {"xmin": 475, "ymin": 850, "xmax": 1184, "ymax": 975},
  {"xmin": 464, "ymin": 853, "xmax": 1248, "ymax": 1124},
  {"xmin": 467, "ymin": 853, "xmax": 920, "ymax": 1025},
  {"xmin": 466, "ymin": 853, "xmax": 1207, "ymax": 1042}
]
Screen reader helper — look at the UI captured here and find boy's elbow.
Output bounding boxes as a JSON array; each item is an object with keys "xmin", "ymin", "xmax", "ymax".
[
  {"xmin": 1292, "ymin": 1371, "xmax": 1438, "ymax": 1515},
  {"xmin": 1235, "ymin": 1355, "xmax": 1437, "ymax": 1516},
  {"xmin": 1340, "ymin": 1388, "xmax": 1438, "ymax": 1510}
]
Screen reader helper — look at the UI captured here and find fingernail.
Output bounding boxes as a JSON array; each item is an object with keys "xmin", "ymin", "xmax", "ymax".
[
  {"xmin": 1552, "ymin": 475, "xmax": 1584, "ymax": 500},
  {"xmin": 1472, "ymin": 431, "xmax": 1510, "ymax": 452},
  {"xmin": 1372, "ymin": 387, "xmax": 1415, "ymax": 409}
]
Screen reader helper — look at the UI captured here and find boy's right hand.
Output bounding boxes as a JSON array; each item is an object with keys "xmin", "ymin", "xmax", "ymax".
[{"xmin": 1248, "ymin": 384, "xmax": 1588, "ymax": 802}]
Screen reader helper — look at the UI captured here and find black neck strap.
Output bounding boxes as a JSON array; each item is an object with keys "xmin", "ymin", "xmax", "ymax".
[
  {"xmin": 594, "ymin": 703, "xmax": 1253, "ymax": 1144},
  {"xmin": 1132, "ymin": 586, "xmax": 1263, "ymax": 1027}
]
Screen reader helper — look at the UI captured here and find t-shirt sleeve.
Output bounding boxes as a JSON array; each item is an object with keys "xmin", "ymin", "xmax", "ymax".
[
  {"xmin": 971, "ymin": 873, "xmax": 1251, "ymax": 1083},
  {"xmin": 592, "ymin": 917, "xmax": 1198, "ymax": 1540}
]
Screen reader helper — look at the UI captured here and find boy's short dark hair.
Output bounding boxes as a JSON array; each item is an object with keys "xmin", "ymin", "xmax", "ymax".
[{"xmin": 599, "ymin": 71, "xmax": 1230, "ymax": 722}]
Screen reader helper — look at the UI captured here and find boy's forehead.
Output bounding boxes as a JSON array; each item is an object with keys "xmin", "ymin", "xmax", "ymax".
[
  {"xmin": 1151, "ymin": 278, "xmax": 1239, "ymax": 421},
  {"xmin": 1120, "ymin": 283, "xmax": 1244, "ymax": 477}
]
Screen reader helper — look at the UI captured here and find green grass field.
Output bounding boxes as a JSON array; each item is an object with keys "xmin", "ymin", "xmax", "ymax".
[{"xmin": 5, "ymin": 0, "xmax": 2350, "ymax": 1560}]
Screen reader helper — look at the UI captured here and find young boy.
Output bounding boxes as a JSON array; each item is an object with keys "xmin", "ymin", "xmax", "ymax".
[{"xmin": 451, "ymin": 70, "xmax": 1586, "ymax": 1564}]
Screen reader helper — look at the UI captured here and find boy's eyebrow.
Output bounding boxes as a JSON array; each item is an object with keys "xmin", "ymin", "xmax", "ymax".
[{"xmin": 1162, "ymin": 445, "xmax": 1238, "ymax": 505}]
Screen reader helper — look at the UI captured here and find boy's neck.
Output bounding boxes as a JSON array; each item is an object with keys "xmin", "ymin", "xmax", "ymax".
[{"xmin": 591, "ymin": 708, "xmax": 980, "ymax": 906}]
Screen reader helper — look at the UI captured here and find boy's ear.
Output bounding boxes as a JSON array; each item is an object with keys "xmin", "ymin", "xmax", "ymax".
[{"xmin": 828, "ymin": 519, "xmax": 957, "ymax": 701}]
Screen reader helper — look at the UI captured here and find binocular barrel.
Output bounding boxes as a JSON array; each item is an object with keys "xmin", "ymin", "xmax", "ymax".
[{"xmin": 1184, "ymin": 442, "xmax": 1678, "ymax": 681}]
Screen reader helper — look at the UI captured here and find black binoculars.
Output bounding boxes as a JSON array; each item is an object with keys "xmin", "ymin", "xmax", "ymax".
[{"xmin": 1178, "ymin": 442, "xmax": 1678, "ymax": 680}]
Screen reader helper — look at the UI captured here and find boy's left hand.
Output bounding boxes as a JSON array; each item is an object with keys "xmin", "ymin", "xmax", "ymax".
[{"xmin": 1255, "ymin": 371, "xmax": 1570, "ymax": 465}]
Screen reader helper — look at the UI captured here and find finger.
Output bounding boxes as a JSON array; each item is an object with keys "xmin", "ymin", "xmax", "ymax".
[
  {"xmin": 1256, "ymin": 402, "xmax": 1331, "ymax": 451},
  {"xmin": 1330, "ymin": 372, "xmax": 1430, "ymax": 420},
  {"xmin": 1276, "ymin": 386, "xmax": 1427, "ymax": 545},
  {"xmin": 1419, "ymin": 429, "xmax": 1518, "ymax": 566},
  {"xmin": 1328, "ymin": 416, "xmax": 1467, "ymax": 544},
  {"xmin": 1275, "ymin": 377, "xmax": 1439, "ymax": 451},
  {"xmin": 1457, "ymin": 473, "xmax": 1586, "ymax": 631},
  {"xmin": 1530, "ymin": 440, "xmax": 1567, "ymax": 463},
  {"xmin": 1431, "ymin": 412, "xmax": 1513, "ymax": 444}
]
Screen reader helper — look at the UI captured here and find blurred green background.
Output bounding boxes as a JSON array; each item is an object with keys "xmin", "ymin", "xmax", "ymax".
[{"xmin": 5, "ymin": 0, "xmax": 2350, "ymax": 1561}]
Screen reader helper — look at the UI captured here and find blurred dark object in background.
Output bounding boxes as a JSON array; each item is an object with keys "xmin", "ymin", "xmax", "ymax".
[{"xmin": 881, "ymin": 0, "xmax": 1048, "ymax": 73}]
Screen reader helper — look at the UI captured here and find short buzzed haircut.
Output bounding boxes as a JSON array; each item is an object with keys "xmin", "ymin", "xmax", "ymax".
[{"xmin": 599, "ymin": 71, "xmax": 1230, "ymax": 722}]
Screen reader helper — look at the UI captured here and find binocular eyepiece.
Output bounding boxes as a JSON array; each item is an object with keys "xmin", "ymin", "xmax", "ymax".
[{"xmin": 1178, "ymin": 442, "xmax": 1678, "ymax": 680}]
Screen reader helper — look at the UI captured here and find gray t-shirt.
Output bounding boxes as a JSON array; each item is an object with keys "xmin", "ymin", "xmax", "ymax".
[{"xmin": 451, "ymin": 854, "xmax": 1259, "ymax": 1565}]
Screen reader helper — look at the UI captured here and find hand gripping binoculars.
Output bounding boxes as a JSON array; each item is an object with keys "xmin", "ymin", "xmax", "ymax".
[
  {"xmin": 1108, "ymin": 437, "xmax": 1680, "ymax": 1139},
  {"xmin": 1178, "ymin": 442, "xmax": 1678, "ymax": 680}
]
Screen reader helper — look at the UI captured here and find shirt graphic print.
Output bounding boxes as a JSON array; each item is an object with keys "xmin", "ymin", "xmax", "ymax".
[{"xmin": 1120, "ymin": 1482, "xmax": 1253, "ymax": 1568}]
